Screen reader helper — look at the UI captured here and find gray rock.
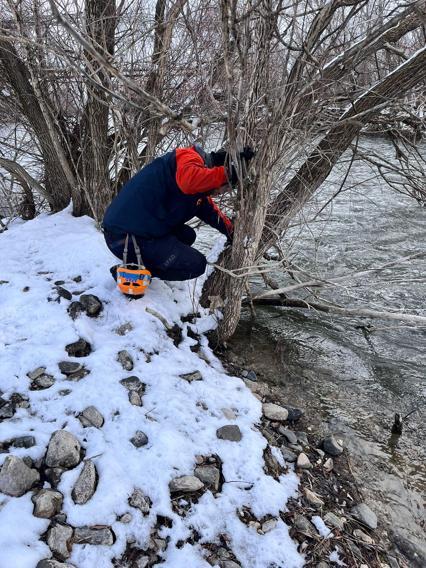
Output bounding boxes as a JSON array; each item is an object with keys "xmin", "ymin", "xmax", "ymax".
[
  {"xmin": 129, "ymin": 391, "xmax": 142, "ymax": 406},
  {"xmin": 351, "ymin": 503, "xmax": 377, "ymax": 530},
  {"xmin": 353, "ymin": 528, "xmax": 374, "ymax": 544},
  {"xmin": 118, "ymin": 513, "xmax": 132, "ymax": 523},
  {"xmin": 295, "ymin": 431, "xmax": 309, "ymax": 446},
  {"xmin": 316, "ymin": 563, "xmax": 329, "ymax": 568},
  {"xmin": 279, "ymin": 428, "xmax": 298, "ymax": 445},
  {"xmin": 194, "ymin": 465, "xmax": 220, "ymax": 491},
  {"xmin": 79, "ymin": 294, "xmax": 103, "ymax": 317},
  {"xmin": 296, "ymin": 453, "xmax": 312, "ymax": 469},
  {"xmin": 115, "ymin": 322, "xmax": 133, "ymax": 335},
  {"xmin": 222, "ymin": 408, "xmax": 237, "ymax": 420},
  {"xmin": 216, "ymin": 425, "xmax": 242, "ymax": 442},
  {"xmin": 0, "ymin": 456, "xmax": 40, "ymax": 496},
  {"xmin": 135, "ymin": 557, "xmax": 149, "ymax": 568},
  {"xmin": 72, "ymin": 460, "xmax": 97, "ymax": 504},
  {"xmin": 27, "ymin": 367, "xmax": 46, "ymax": 380},
  {"xmin": 56, "ymin": 287, "xmax": 72, "ymax": 301},
  {"xmin": 47, "ymin": 523, "xmax": 73, "ymax": 560},
  {"xmin": 293, "ymin": 513, "xmax": 318, "ymax": 538},
  {"xmin": 281, "ymin": 447, "xmax": 297, "ymax": 463},
  {"xmin": 179, "ymin": 371, "xmax": 202, "ymax": 382},
  {"xmin": 0, "ymin": 401, "xmax": 15, "ymax": 419},
  {"xmin": 130, "ymin": 431, "xmax": 149, "ymax": 448},
  {"xmin": 67, "ymin": 301, "xmax": 85, "ymax": 320},
  {"xmin": 36, "ymin": 560, "xmax": 76, "ymax": 568},
  {"xmin": 11, "ymin": 435, "xmax": 36, "ymax": 448},
  {"xmin": 129, "ymin": 488, "xmax": 151, "ymax": 514},
  {"xmin": 324, "ymin": 512, "xmax": 345, "ymax": 531},
  {"xmin": 120, "ymin": 376, "xmax": 145, "ymax": 392},
  {"xmin": 65, "ymin": 338, "xmax": 92, "ymax": 358},
  {"xmin": 323, "ymin": 435, "xmax": 343, "ymax": 456},
  {"xmin": 58, "ymin": 362, "xmax": 83, "ymax": 376},
  {"xmin": 169, "ymin": 475, "xmax": 204, "ymax": 493},
  {"xmin": 117, "ymin": 350, "xmax": 134, "ymax": 371},
  {"xmin": 31, "ymin": 374, "xmax": 55, "ymax": 390},
  {"xmin": 262, "ymin": 403, "xmax": 288, "ymax": 422},
  {"xmin": 221, "ymin": 562, "xmax": 241, "ymax": 568},
  {"xmin": 73, "ymin": 526, "xmax": 114, "ymax": 545},
  {"xmin": 285, "ymin": 406, "xmax": 304, "ymax": 422},
  {"xmin": 45, "ymin": 430, "xmax": 81, "ymax": 469},
  {"xmin": 45, "ymin": 467, "xmax": 64, "ymax": 488},
  {"xmin": 246, "ymin": 370, "xmax": 257, "ymax": 381},
  {"xmin": 32, "ymin": 489, "xmax": 63, "ymax": 518},
  {"xmin": 261, "ymin": 519, "xmax": 278, "ymax": 533},
  {"xmin": 78, "ymin": 406, "xmax": 104, "ymax": 428}
]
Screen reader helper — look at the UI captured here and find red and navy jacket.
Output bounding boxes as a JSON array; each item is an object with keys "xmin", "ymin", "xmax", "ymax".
[{"xmin": 103, "ymin": 146, "xmax": 233, "ymax": 239}]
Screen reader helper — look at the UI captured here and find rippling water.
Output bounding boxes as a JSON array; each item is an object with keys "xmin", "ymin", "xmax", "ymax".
[{"xmin": 199, "ymin": 136, "xmax": 426, "ymax": 564}]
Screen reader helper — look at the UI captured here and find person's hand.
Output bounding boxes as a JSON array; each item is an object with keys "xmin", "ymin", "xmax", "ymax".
[{"xmin": 210, "ymin": 149, "xmax": 227, "ymax": 167}]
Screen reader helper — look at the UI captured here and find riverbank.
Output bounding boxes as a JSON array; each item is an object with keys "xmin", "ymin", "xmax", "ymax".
[{"xmin": 218, "ymin": 319, "xmax": 425, "ymax": 568}]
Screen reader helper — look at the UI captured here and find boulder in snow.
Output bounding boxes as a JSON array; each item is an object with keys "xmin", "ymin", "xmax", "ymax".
[
  {"xmin": 79, "ymin": 294, "xmax": 103, "ymax": 317},
  {"xmin": 262, "ymin": 403, "xmax": 288, "ymax": 422},
  {"xmin": 169, "ymin": 475, "xmax": 204, "ymax": 494},
  {"xmin": 32, "ymin": 488, "xmax": 63, "ymax": 518},
  {"xmin": 216, "ymin": 425, "xmax": 242, "ymax": 442},
  {"xmin": 194, "ymin": 465, "xmax": 220, "ymax": 491},
  {"xmin": 129, "ymin": 488, "xmax": 151, "ymax": 514},
  {"xmin": 0, "ymin": 455, "xmax": 40, "ymax": 497},
  {"xmin": 71, "ymin": 460, "xmax": 97, "ymax": 505},
  {"xmin": 117, "ymin": 350, "xmax": 134, "ymax": 371},
  {"xmin": 65, "ymin": 338, "xmax": 92, "ymax": 358},
  {"xmin": 73, "ymin": 526, "xmax": 114, "ymax": 545},
  {"xmin": 78, "ymin": 406, "xmax": 104, "ymax": 428},
  {"xmin": 45, "ymin": 430, "xmax": 81, "ymax": 469},
  {"xmin": 47, "ymin": 523, "xmax": 73, "ymax": 561}
]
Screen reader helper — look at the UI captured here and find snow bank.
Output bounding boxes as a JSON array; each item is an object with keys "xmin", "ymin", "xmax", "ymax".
[{"xmin": 0, "ymin": 210, "xmax": 303, "ymax": 567}]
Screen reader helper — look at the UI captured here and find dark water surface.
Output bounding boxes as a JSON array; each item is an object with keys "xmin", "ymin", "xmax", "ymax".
[{"xmin": 203, "ymin": 137, "xmax": 426, "ymax": 564}]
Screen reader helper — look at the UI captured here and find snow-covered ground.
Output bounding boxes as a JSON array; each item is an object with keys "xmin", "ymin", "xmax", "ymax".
[{"xmin": 0, "ymin": 209, "xmax": 303, "ymax": 568}]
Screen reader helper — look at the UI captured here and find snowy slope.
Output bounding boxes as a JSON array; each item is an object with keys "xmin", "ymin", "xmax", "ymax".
[{"xmin": 0, "ymin": 209, "xmax": 303, "ymax": 568}]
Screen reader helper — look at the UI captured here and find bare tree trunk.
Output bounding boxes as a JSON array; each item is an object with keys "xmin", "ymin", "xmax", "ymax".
[{"xmin": 0, "ymin": 39, "xmax": 73, "ymax": 212}]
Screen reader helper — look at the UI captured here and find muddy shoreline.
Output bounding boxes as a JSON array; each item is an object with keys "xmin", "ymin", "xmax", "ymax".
[{"xmin": 215, "ymin": 322, "xmax": 425, "ymax": 568}]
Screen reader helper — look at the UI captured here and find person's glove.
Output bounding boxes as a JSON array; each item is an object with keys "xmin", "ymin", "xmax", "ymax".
[
  {"xmin": 210, "ymin": 149, "xmax": 227, "ymax": 167},
  {"xmin": 239, "ymin": 146, "xmax": 255, "ymax": 162}
]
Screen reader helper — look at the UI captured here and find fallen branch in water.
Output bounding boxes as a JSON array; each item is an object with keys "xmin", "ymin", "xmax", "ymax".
[{"xmin": 245, "ymin": 296, "xmax": 426, "ymax": 326}]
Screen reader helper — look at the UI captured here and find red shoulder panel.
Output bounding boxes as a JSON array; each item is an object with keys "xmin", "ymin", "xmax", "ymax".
[{"xmin": 176, "ymin": 147, "xmax": 227, "ymax": 195}]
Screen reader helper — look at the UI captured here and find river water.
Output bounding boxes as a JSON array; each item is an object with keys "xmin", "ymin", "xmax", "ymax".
[{"xmin": 201, "ymin": 137, "xmax": 425, "ymax": 565}]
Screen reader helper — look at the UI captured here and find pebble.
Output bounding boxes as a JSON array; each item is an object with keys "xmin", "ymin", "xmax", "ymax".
[
  {"xmin": 72, "ymin": 460, "xmax": 97, "ymax": 504},
  {"xmin": 117, "ymin": 350, "xmax": 134, "ymax": 371},
  {"xmin": 11, "ymin": 435, "xmax": 36, "ymax": 448},
  {"xmin": 27, "ymin": 367, "xmax": 46, "ymax": 380},
  {"xmin": 295, "ymin": 431, "xmax": 309, "ymax": 446},
  {"xmin": 0, "ymin": 455, "xmax": 40, "ymax": 497},
  {"xmin": 79, "ymin": 406, "xmax": 104, "ymax": 428},
  {"xmin": 169, "ymin": 475, "xmax": 204, "ymax": 493},
  {"xmin": 0, "ymin": 401, "xmax": 15, "ymax": 419},
  {"xmin": 120, "ymin": 376, "xmax": 145, "ymax": 392},
  {"xmin": 324, "ymin": 511, "xmax": 346, "ymax": 531},
  {"xmin": 281, "ymin": 448, "xmax": 297, "ymax": 463},
  {"xmin": 118, "ymin": 513, "xmax": 132, "ymax": 523},
  {"xmin": 130, "ymin": 431, "xmax": 149, "ymax": 448},
  {"xmin": 216, "ymin": 425, "xmax": 242, "ymax": 442},
  {"xmin": 323, "ymin": 457, "xmax": 334, "ymax": 472},
  {"xmin": 322, "ymin": 435, "xmax": 344, "ymax": 456},
  {"xmin": 296, "ymin": 453, "xmax": 312, "ymax": 469},
  {"xmin": 129, "ymin": 391, "xmax": 143, "ymax": 406},
  {"xmin": 353, "ymin": 528, "xmax": 374, "ymax": 544},
  {"xmin": 279, "ymin": 428, "xmax": 298, "ymax": 445},
  {"xmin": 115, "ymin": 322, "xmax": 133, "ymax": 335},
  {"xmin": 79, "ymin": 294, "xmax": 103, "ymax": 317},
  {"xmin": 32, "ymin": 489, "xmax": 63, "ymax": 518},
  {"xmin": 262, "ymin": 403, "xmax": 288, "ymax": 422},
  {"xmin": 37, "ymin": 560, "xmax": 76, "ymax": 568},
  {"xmin": 351, "ymin": 503, "xmax": 378, "ymax": 530},
  {"xmin": 45, "ymin": 430, "xmax": 81, "ymax": 469},
  {"xmin": 47, "ymin": 523, "xmax": 73, "ymax": 560},
  {"xmin": 73, "ymin": 526, "xmax": 114, "ymax": 545},
  {"xmin": 303, "ymin": 488, "xmax": 324, "ymax": 507},
  {"xmin": 179, "ymin": 370, "xmax": 203, "ymax": 382},
  {"xmin": 31, "ymin": 374, "xmax": 55, "ymax": 390},
  {"xmin": 293, "ymin": 513, "xmax": 318, "ymax": 538},
  {"xmin": 135, "ymin": 557, "xmax": 149, "ymax": 568},
  {"xmin": 56, "ymin": 287, "xmax": 72, "ymax": 301},
  {"xmin": 261, "ymin": 518, "xmax": 278, "ymax": 533},
  {"xmin": 194, "ymin": 465, "xmax": 221, "ymax": 491},
  {"xmin": 129, "ymin": 488, "xmax": 151, "ymax": 514},
  {"xmin": 285, "ymin": 406, "xmax": 304, "ymax": 422},
  {"xmin": 65, "ymin": 338, "xmax": 92, "ymax": 358},
  {"xmin": 58, "ymin": 362, "xmax": 83, "ymax": 376},
  {"xmin": 67, "ymin": 301, "xmax": 85, "ymax": 320},
  {"xmin": 246, "ymin": 370, "xmax": 257, "ymax": 381},
  {"xmin": 45, "ymin": 467, "xmax": 64, "ymax": 488}
]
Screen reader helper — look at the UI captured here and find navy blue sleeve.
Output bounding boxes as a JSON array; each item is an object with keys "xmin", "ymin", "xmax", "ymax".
[{"xmin": 196, "ymin": 197, "xmax": 233, "ymax": 238}]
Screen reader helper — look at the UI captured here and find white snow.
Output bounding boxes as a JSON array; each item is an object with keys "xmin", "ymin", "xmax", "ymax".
[
  {"xmin": 0, "ymin": 209, "xmax": 303, "ymax": 567},
  {"xmin": 311, "ymin": 515, "xmax": 333, "ymax": 539}
]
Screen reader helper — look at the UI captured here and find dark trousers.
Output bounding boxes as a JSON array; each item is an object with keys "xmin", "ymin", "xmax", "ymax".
[{"xmin": 104, "ymin": 225, "xmax": 207, "ymax": 281}]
